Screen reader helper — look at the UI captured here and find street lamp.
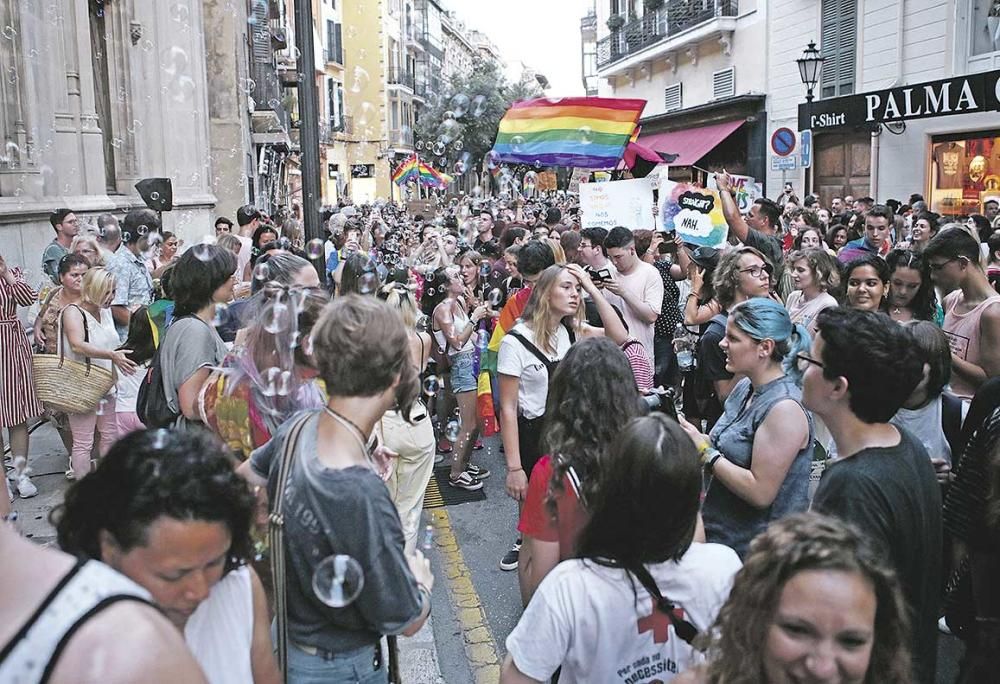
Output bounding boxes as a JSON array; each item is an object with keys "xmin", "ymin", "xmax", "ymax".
[{"xmin": 796, "ymin": 41, "xmax": 825, "ymax": 103}]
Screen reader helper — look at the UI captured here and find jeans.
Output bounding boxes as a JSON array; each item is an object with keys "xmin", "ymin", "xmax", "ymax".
[
  {"xmin": 288, "ymin": 641, "xmax": 387, "ymax": 684},
  {"xmin": 653, "ymin": 336, "xmax": 678, "ymax": 389}
]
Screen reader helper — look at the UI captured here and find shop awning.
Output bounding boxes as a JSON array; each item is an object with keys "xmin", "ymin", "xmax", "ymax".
[{"xmin": 638, "ymin": 119, "xmax": 744, "ymax": 166}]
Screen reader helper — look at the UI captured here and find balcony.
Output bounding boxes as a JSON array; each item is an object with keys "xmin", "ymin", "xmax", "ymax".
[
  {"xmin": 596, "ymin": 0, "xmax": 738, "ymax": 74},
  {"xmin": 387, "ymin": 67, "xmax": 415, "ymax": 91},
  {"xmin": 389, "ymin": 128, "xmax": 414, "ymax": 148}
]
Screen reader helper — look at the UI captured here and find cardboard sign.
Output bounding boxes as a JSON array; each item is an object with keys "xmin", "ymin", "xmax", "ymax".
[
  {"xmin": 569, "ymin": 168, "xmax": 591, "ymax": 193},
  {"xmin": 707, "ymin": 173, "xmax": 759, "ymax": 213},
  {"xmin": 660, "ymin": 179, "xmax": 729, "ymax": 247},
  {"xmin": 537, "ymin": 171, "xmax": 558, "ymax": 192},
  {"xmin": 580, "ymin": 177, "xmax": 655, "ymax": 231}
]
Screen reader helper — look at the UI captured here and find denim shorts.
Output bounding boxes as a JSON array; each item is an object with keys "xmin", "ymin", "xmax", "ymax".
[
  {"xmin": 449, "ymin": 349, "xmax": 478, "ymax": 394},
  {"xmin": 287, "ymin": 641, "xmax": 386, "ymax": 684}
]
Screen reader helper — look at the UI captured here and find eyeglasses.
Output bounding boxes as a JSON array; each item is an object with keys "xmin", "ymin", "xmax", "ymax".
[
  {"xmin": 739, "ymin": 263, "xmax": 773, "ymax": 279},
  {"xmin": 795, "ymin": 353, "xmax": 825, "ymax": 372},
  {"xmin": 928, "ymin": 257, "xmax": 960, "ymax": 271}
]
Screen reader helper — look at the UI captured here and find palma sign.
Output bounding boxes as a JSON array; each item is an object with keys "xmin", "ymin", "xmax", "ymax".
[{"xmin": 798, "ymin": 69, "xmax": 1000, "ymax": 131}]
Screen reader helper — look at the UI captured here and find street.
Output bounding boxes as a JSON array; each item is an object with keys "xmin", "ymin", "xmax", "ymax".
[{"xmin": 10, "ymin": 423, "xmax": 970, "ymax": 683}]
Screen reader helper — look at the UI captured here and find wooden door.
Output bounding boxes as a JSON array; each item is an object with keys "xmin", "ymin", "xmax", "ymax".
[{"xmin": 813, "ymin": 130, "xmax": 871, "ymax": 208}]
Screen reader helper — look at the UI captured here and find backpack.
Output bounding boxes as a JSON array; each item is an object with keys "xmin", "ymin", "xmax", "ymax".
[{"xmin": 136, "ymin": 332, "xmax": 181, "ymax": 429}]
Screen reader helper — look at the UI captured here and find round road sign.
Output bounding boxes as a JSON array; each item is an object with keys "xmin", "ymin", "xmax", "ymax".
[{"xmin": 771, "ymin": 128, "xmax": 796, "ymax": 157}]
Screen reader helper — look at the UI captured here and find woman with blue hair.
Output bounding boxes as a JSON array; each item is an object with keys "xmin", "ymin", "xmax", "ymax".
[{"xmin": 680, "ymin": 297, "xmax": 814, "ymax": 558}]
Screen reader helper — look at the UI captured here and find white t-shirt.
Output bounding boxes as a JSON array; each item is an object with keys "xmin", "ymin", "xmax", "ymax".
[
  {"xmin": 185, "ymin": 566, "xmax": 254, "ymax": 684},
  {"xmin": 891, "ymin": 396, "xmax": 952, "ymax": 466},
  {"xmin": 115, "ymin": 361, "xmax": 149, "ymax": 413},
  {"xmin": 506, "ymin": 543, "xmax": 741, "ymax": 683},
  {"xmin": 236, "ymin": 235, "xmax": 253, "ymax": 282},
  {"xmin": 497, "ymin": 322, "xmax": 573, "ymax": 420},
  {"xmin": 613, "ymin": 261, "xmax": 663, "ymax": 364}
]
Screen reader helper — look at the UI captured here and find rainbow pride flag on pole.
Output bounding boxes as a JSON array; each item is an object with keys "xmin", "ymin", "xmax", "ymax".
[
  {"xmin": 392, "ymin": 155, "xmax": 419, "ymax": 184},
  {"xmin": 493, "ymin": 97, "xmax": 646, "ymax": 169}
]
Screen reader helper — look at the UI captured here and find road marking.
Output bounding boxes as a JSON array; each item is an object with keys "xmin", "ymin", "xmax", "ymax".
[{"xmin": 428, "ymin": 508, "xmax": 501, "ymax": 683}]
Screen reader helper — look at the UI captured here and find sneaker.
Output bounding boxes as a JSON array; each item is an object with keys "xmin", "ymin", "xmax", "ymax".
[
  {"xmin": 436, "ymin": 440, "xmax": 454, "ymax": 455},
  {"xmin": 938, "ymin": 616, "xmax": 953, "ymax": 635},
  {"xmin": 499, "ymin": 540, "xmax": 521, "ymax": 571},
  {"xmin": 473, "ymin": 438, "xmax": 484, "ymax": 451},
  {"xmin": 466, "ymin": 463, "xmax": 491, "ymax": 480},
  {"xmin": 14, "ymin": 474, "xmax": 36, "ymax": 498},
  {"xmin": 447, "ymin": 471, "xmax": 483, "ymax": 491},
  {"xmin": 433, "ymin": 453, "xmax": 445, "ymax": 465}
]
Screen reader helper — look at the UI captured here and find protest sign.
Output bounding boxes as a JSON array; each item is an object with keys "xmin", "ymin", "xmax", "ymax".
[
  {"xmin": 660, "ymin": 178, "xmax": 729, "ymax": 247},
  {"xmin": 706, "ymin": 173, "xmax": 759, "ymax": 213},
  {"xmin": 580, "ymin": 177, "xmax": 655, "ymax": 230}
]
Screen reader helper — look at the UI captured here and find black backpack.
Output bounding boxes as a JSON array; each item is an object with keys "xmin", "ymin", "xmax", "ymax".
[{"xmin": 136, "ymin": 338, "xmax": 179, "ymax": 429}]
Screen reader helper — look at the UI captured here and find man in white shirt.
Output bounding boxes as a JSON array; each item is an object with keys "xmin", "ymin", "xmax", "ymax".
[
  {"xmin": 234, "ymin": 205, "xmax": 260, "ymax": 281},
  {"xmin": 602, "ymin": 227, "xmax": 663, "ymax": 364}
]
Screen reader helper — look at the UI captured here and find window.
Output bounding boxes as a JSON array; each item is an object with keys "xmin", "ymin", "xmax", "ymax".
[
  {"xmin": 970, "ymin": 1, "xmax": 1000, "ymax": 56},
  {"xmin": 712, "ymin": 67, "xmax": 735, "ymax": 100},
  {"xmin": 351, "ymin": 164, "xmax": 376, "ymax": 178},
  {"xmin": 327, "ymin": 78, "xmax": 343, "ymax": 131},
  {"xmin": 326, "ymin": 21, "xmax": 343, "ymax": 63},
  {"xmin": 664, "ymin": 83, "xmax": 682, "ymax": 112},
  {"xmin": 819, "ymin": 0, "xmax": 856, "ymax": 99}
]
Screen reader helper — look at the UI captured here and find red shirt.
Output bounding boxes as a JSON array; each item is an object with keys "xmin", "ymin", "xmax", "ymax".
[{"xmin": 517, "ymin": 455, "xmax": 590, "ymax": 561}]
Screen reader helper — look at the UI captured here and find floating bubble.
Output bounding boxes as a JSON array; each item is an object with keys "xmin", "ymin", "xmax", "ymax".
[
  {"xmin": 422, "ymin": 524, "xmax": 434, "ymax": 552},
  {"xmin": 510, "ymin": 135, "xmax": 525, "ymax": 153},
  {"xmin": 449, "ymin": 94, "xmax": 470, "ymax": 118},
  {"xmin": 578, "ymin": 125, "xmax": 594, "ymax": 145},
  {"xmin": 437, "ymin": 119, "xmax": 461, "ymax": 145},
  {"xmin": 488, "ymin": 288, "xmax": 503, "ymax": 307},
  {"xmin": 479, "ymin": 262, "xmax": 492, "ymax": 278},
  {"xmin": 276, "ymin": 370, "xmax": 293, "ymax": 397},
  {"xmin": 422, "ymin": 374, "xmax": 440, "ymax": 396},
  {"xmin": 306, "ymin": 238, "xmax": 325, "ymax": 259},
  {"xmin": 445, "ymin": 417, "xmax": 461, "ymax": 443},
  {"xmin": 358, "ymin": 271, "xmax": 379, "ymax": 294},
  {"xmin": 211, "ymin": 301, "xmax": 229, "ymax": 326},
  {"xmin": 350, "ymin": 66, "xmax": 370, "ymax": 93},
  {"xmin": 476, "ymin": 329, "xmax": 489, "ymax": 351},
  {"xmin": 260, "ymin": 367, "xmax": 280, "ymax": 397},
  {"xmin": 453, "ymin": 139, "xmax": 464, "ymax": 152},
  {"xmin": 416, "ymin": 314, "xmax": 431, "ymax": 332},
  {"xmin": 453, "ymin": 160, "xmax": 467, "ymax": 175},
  {"xmin": 169, "ymin": 3, "xmax": 191, "ymax": 25},
  {"xmin": 1, "ymin": 25, "xmax": 15, "ymax": 40},
  {"xmin": 426, "ymin": 287, "xmax": 436, "ymax": 297},
  {"xmin": 136, "ymin": 224, "xmax": 149, "ymax": 236},
  {"xmin": 313, "ymin": 554, "xmax": 365, "ymax": 608},
  {"xmin": 150, "ymin": 191, "xmax": 160, "ymax": 201},
  {"xmin": 415, "ymin": 140, "xmax": 425, "ymax": 152},
  {"xmin": 96, "ymin": 398, "xmax": 108, "ymax": 416},
  {"xmin": 253, "ymin": 262, "xmax": 270, "ymax": 281},
  {"xmin": 122, "ymin": 232, "xmax": 132, "ymax": 243},
  {"xmin": 239, "ymin": 77, "xmax": 256, "ymax": 94},
  {"xmin": 471, "ymin": 94, "xmax": 487, "ymax": 117},
  {"xmin": 192, "ymin": 237, "xmax": 217, "ymax": 262}
]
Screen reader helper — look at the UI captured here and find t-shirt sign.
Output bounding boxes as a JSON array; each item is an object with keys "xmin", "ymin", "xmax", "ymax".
[
  {"xmin": 660, "ymin": 179, "xmax": 729, "ymax": 247},
  {"xmin": 580, "ymin": 178, "xmax": 655, "ymax": 231}
]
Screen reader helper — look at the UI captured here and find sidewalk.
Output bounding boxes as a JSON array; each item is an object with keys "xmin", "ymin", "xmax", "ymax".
[{"xmin": 10, "ymin": 420, "xmax": 445, "ymax": 683}]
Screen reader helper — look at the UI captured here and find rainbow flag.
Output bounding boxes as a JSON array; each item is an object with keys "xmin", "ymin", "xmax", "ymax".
[
  {"xmin": 392, "ymin": 155, "xmax": 419, "ymax": 185},
  {"xmin": 476, "ymin": 287, "xmax": 533, "ymax": 435},
  {"xmin": 493, "ymin": 97, "xmax": 646, "ymax": 169},
  {"xmin": 418, "ymin": 162, "xmax": 452, "ymax": 189}
]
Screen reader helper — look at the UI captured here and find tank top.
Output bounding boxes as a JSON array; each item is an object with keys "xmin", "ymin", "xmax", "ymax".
[
  {"xmin": 184, "ymin": 566, "xmax": 255, "ymax": 684},
  {"xmin": 433, "ymin": 303, "xmax": 474, "ymax": 355},
  {"xmin": 59, "ymin": 305, "xmax": 119, "ymax": 373},
  {"xmin": 0, "ymin": 560, "xmax": 152, "ymax": 683},
  {"xmin": 943, "ymin": 290, "xmax": 1000, "ymax": 400},
  {"xmin": 703, "ymin": 375, "xmax": 814, "ymax": 558}
]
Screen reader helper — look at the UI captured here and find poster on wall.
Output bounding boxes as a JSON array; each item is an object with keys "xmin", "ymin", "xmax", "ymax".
[
  {"xmin": 706, "ymin": 173, "xmax": 759, "ymax": 213},
  {"xmin": 580, "ymin": 178, "xmax": 655, "ymax": 230},
  {"xmin": 660, "ymin": 178, "xmax": 729, "ymax": 247}
]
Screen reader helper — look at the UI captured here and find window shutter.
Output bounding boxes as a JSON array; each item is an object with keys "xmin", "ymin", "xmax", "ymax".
[
  {"xmin": 664, "ymin": 83, "xmax": 682, "ymax": 112},
  {"xmin": 712, "ymin": 67, "xmax": 735, "ymax": 99},
  {"xmin": 820, "ymin": 0, "xmax": 856, "ymax": 98},
  {"xmin": 334, "ymin": 23, "xmax": 343, "ymax": 63},
  {"xmin": 251, "ymin": 1, "xmax": 270, "ymax": 64}
]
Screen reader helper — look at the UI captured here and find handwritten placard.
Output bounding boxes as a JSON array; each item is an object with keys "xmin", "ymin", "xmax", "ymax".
[
  {"xmin": 580, "ymin": 178, "xmax": 655, "ymax": 231},
  {"xmin": 706, "ymin": 173, "xmax": 759, "ymax": 213},
  {"xmin": 660, "ymin": 179, "xmax": 729, "ymax": 247}
]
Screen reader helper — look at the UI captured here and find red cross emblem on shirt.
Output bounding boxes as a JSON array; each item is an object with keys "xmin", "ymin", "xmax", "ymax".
[{"xmin": 637, "ymin": 605, "xmax": 686, "ymax": 644}]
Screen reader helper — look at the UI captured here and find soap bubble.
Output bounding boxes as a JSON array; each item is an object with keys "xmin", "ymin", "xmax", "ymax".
[
  {"xmin": 252, "ymin": 262, "xmax": 270, "ymax": 281},
  {"xmin": 471, "ymin": 95, "xmax": 487, "ymax": 118},
  {"xmin": 306, "ymin": 238, "xmax": 325, "ymax": 259},
  {"xmin": 510, "ymin": 135, "xmax": 525, "ymax": 153},
  {"xmin": 445, "ymin": 417, "xmax": 461, "ymax": 443},
  {"xmin": 260, "ymin": 367, "xmax": 281, "ymax": 397},
  {"xmin": 578, "ymin": 125, "xmax": 594, "ymax": 145},
  {"xmin": 416, "ymin": 315, "xmax": 430, "ymax": 332},
  {"xmin": 313, "ymin": 554, "xmax": 364, "ymax": 607},
  {"xmin": 262, "ymin": 299, "xmax": 292, "ymax": 334},
  {"xmin": 488, "ymin": 288, "xmax": 503, "ymax": 307},
  {"xmin": 479, "ymin": 262, "xmax": 491, "ymax": 278},
  {"xmin": 350, "ymin": 66, "xmax": 370, "ymax": 93},
  {"xmin": 453, "ymin": 160, "xmax": 467, "ymax": 175},
  {"xmin": 449, "ymin": 94, "xmax": 470, "ymax": 118},
  {"xmin": 422, "ymin": 374, "xmax": 440, "ymax": 396},
  {"xmin": 358, "ymin": 271, "xmax": 378, "ymax": 294},
  {"xmin": 476, "ymin": 329, "xmax": 489, "ymax": 351}
]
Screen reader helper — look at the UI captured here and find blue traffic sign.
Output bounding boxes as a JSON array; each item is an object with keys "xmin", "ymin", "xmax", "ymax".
[
  {"xmin": 799, "ymin": 130, "xmax": 812, "ymax": 168},
  {"xmin": 771, "ymin": 127, "xmax": 796, "ymax": 157}
]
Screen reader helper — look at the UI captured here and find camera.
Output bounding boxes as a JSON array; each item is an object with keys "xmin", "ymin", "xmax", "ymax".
[{"xmin": 642, "ymin": 387, "xmax": 679, "ymax": 421}]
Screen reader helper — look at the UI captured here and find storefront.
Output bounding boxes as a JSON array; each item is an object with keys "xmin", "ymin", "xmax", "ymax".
[{"xmin": 799, "ymin": 69, "xmax": 1000, "ymax": 216}]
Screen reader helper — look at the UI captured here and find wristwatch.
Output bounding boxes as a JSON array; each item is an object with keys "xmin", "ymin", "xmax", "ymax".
[{"xmin": 703, "ymin": 447, "xmax": 724, "ymax": 471}]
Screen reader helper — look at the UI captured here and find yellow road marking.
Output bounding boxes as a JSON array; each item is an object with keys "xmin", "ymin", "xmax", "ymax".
[{"xmin": 428, "ymin": 508, "xmax": 501, "ymax": 683}]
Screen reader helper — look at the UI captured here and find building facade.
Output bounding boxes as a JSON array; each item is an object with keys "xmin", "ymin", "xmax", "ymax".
[
  {"xmin": 593, "ymin": 0, "xmax": 768, "ymax": 186},
  {"xmin": 581, "ymin": 5, "xmax": 599, "ymax": 97}
]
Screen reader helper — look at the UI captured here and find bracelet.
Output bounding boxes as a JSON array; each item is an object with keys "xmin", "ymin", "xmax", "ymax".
[
  {"xmin": 418, "ymin": 584, "xmax": 432, "ymax": 614},
  {"xmin": 705, "ymin": 449, "xmax": 724, "ymax": 471}
]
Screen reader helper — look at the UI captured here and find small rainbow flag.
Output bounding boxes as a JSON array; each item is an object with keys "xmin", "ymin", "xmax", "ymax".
[
  {"xmin": 418, "ymin": 162, "xmax": 452, "ymax": 189},
  {"xmin": 392, "ymin": 155, "xmax": 419, "ymax": 184},
  {"xmin": 493, "ymin": 97, "xmax": 646, "ymax": 169}
]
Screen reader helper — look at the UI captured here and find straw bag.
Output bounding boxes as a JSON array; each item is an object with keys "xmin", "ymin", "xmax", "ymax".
[{"xmin": 33, "ymin": 305, "xmax": 115, "ymax": 414}]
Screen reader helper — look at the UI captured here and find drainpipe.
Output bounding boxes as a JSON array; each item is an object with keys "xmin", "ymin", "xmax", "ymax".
[{"xmin": 870, "ymin": 127, "xmax": 880, "ymax": 200}]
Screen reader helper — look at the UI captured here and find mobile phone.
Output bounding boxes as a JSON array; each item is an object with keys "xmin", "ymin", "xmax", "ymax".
[{"xmin": 589, "ymin": 267, "xmax": 612, "ymax": 283}]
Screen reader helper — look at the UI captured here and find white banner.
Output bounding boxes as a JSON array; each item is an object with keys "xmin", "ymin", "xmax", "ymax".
[{"xmin": 580, "ymin": 177, "xmax": 655, "ymax": 231}]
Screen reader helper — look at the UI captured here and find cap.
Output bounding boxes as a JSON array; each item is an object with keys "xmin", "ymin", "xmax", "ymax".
[{"xmin": 689, "ymin": 245, "xmax": 720, "ymax": 272}]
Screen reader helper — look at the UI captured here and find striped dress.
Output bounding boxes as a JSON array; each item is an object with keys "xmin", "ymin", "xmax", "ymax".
[{"xmin": 0, "ymin": 267, "xmax": 42, "ymax": 426}]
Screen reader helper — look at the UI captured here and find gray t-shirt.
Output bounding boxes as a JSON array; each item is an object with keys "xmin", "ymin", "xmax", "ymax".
[
  {"xmin": 158, "ymin": 316, "xmax": 228, "ymax": 426},
  {"xmin": 250, "ymin": 412, "xmax": 423, "ymax": 652}
]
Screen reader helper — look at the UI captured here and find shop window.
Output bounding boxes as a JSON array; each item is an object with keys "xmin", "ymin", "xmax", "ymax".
[{"xmin": 928, "ymin": 130, "xmax": 1000, "ymax": 217}]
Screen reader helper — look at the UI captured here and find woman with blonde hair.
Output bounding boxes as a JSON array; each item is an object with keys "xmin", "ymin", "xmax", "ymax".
[
  {"xmin": 60, "ymin": 268, "xmax": 137, "ymax": 478},
  {"xmin": 497, "ymin": 262, "xmax": 626, "ymax": 571},
  {"xmin": 70, "ymin": 234, "xmax": 108, "ymax": 267},
  {"xmin": 377, "ymin": 281, "xmax": 436, "ymax": 553},
  {"xmin": 677, "ymin": 512, "xmax": 911, "ymax": 684},
  {"xmin": 543, "ymin": 237, "xmax": 566, "ymax": 264}
]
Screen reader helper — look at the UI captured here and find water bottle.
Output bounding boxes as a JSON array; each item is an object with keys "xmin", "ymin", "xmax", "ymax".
[{"xmin": 673, "ymin": 323, "xmax": 696, "ymax": 372}]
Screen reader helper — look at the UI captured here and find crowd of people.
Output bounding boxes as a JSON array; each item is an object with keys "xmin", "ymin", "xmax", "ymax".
[{"xmin": 1, "ymin": 182, "xmax": 1000, "ymax": 683}]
